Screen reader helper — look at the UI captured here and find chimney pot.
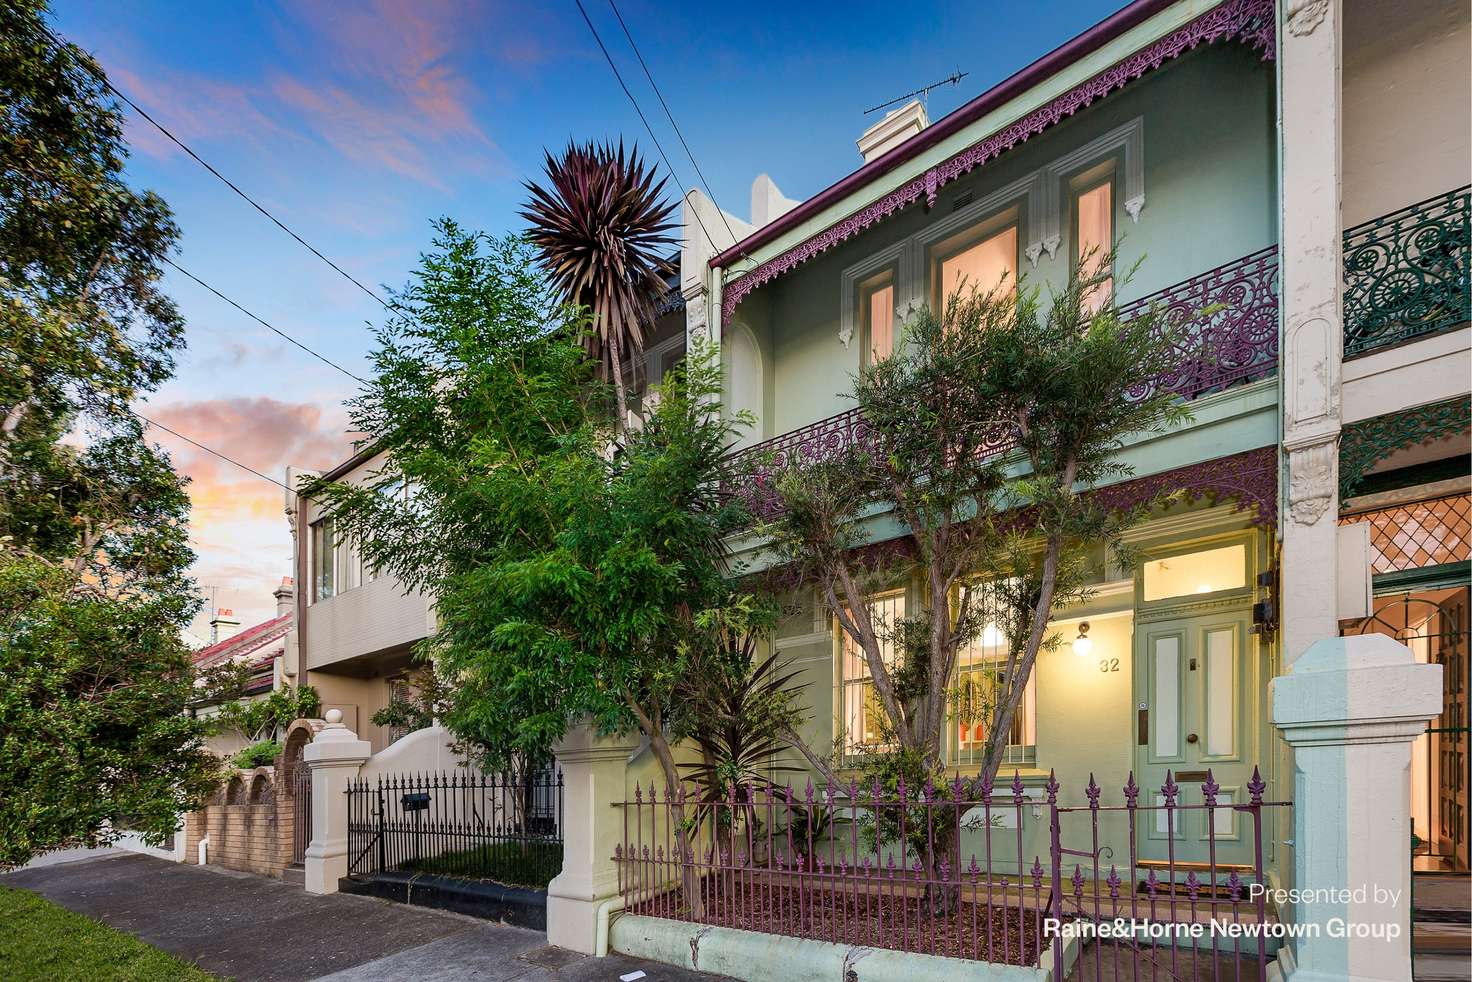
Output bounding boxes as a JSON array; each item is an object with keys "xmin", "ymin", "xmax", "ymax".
[
  {"xmin": 272, "ymin": 577, "xmax": 295, "ymax": 619},
  {"xmin": 209, "ymin": 607, "xmax": 242, "ymax": 645}
]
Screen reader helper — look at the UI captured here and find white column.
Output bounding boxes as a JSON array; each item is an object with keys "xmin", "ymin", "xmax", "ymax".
[
  {"xmin": 302, "ymin": 709, "xmax": 371, "ymax": 895},
  {"xmin": 1271, "ymin": 635, "xmax": 1443, "ymax": 981},
  {"xmin": 1278, "ymin": 0, "xmax": 1346, "ymax": 666},
  {"xmin": 545, "ymin": 723, "xmax": 639, "ymax": 955}
]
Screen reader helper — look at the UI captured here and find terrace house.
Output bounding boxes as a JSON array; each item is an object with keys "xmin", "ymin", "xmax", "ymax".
[{"xmin": 666, "ymin": 0, "xmax": 1470, "ymax": 889}]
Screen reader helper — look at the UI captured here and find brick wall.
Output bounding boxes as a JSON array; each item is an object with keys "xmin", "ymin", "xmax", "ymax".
[{"xmin": 182, "ymin": 766, "xmax": 297, "ymax": 877}]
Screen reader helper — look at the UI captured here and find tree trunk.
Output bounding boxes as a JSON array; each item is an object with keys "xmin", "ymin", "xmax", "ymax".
[
  {"xmin": 625, "ymin": 696, "xmax": 705, "ymax": 918},
  {"xmin": 608, "ymin": 327, "xmax": 629, "ymax": 441}
]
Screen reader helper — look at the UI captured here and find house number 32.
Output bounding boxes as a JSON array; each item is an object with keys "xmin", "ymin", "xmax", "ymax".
[{"xmin": 1098, "ymin": 657, "xmax": 1120, "ymax": 674}]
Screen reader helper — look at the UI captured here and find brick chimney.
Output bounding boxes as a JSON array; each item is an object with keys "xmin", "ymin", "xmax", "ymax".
[
  {"xmin": 273, "ymin": 576, "xmax": 295, "ymax": 619},
  {"xmin": 209, "ymin": 608, "xmax": 241, "ymax": 645},
  {"xmin": 857, "ymin": 100, "xmax": 929, "ymax": 163}
]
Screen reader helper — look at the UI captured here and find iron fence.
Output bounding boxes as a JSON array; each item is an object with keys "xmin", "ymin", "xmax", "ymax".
[
  {"xmin": 1343, "ymin": 185, "xmax": 1470, "ymax": 357},
  {"xmin": 614, "ymin": 769, "xmax": 1288, "ymax": 978},
  {"xmin": 347, "ymin": 768, "xmax": 563, "ymax": 889}
]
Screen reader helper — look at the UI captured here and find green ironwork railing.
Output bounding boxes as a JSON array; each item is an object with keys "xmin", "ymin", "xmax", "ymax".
[{"xmin": 1344, "ymin": 185, "xmax": 1471, "ymax": 357}]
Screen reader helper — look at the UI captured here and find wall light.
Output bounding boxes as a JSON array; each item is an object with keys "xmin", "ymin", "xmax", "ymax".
[{"xmin": 1073, "ymin": 621, "xmax": 1093, "ymax": 657}]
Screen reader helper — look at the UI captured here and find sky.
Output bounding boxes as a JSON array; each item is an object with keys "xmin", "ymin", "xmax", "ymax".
[{"xmin": 49, "ymin": 0, "xmax": 1123, "ymax": 640}]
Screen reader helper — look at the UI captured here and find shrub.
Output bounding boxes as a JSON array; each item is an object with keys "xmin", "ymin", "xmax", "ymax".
[{"xmin": 232, "ymin": 740, "xmax": 281, "ymax": 769}]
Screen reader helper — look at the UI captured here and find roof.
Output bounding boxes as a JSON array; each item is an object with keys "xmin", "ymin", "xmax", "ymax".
[
  {"xmin": 710, "ymin": 0, "xmax": 1179, "ymax": 269},
  {"xmin": 192, "ymin": 613, "xmax": 291, "ymax": 668}
]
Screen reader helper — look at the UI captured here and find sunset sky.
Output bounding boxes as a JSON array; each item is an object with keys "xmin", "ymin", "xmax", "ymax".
[{"xmin": 49, "ymin": 0, "xmax": 1120, "ymax": 639}]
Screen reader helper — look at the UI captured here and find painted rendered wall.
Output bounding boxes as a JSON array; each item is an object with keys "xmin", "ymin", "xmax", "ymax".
[
  {"xmin": 745, "ymin": 44, "xmax": 1276, "ymax": 440},
  {"xmin": 1342, "ymin": 0, "xmax": 1471, "ymax": 227}
]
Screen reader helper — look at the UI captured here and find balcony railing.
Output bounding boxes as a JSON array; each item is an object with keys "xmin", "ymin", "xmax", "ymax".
[
  {"xmin": 1343, "ymin": 185, "xmax": 1470, "ymax": 357},
  {"xmin": 728, "ymin": 246, "xmax": 1282, "ymax": 519}
]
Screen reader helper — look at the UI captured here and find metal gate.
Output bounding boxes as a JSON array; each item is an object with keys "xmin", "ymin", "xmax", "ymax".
[
  {"xmin": 291, "ymin": 757, "xmax": 312, "ymax": 865},
  {"xmin": 1049, "ymin": 770, "xmax": 1290, "ymax": 982},
  {"xmin": 1345, "ymin": 587, "xmax": 1470, "ymax": 872}
]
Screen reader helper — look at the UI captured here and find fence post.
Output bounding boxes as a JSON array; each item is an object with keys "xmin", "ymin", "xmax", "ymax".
[
  {"xmin": 1270, "ymin": 634, "xmax": 1442, "ymax": 981},
  {"xmin": 546, "ymin": 722, "xmax": 640, "ymax": 955},
  {"xmin": 303, "ymin": 709, "xmax": 372, "ymax": 895}
]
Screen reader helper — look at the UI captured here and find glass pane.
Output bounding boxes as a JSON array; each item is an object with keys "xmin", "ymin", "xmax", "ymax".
[
  {"xmin": 1205, "ymin": 627, "xmax": 1236, "ymax": 756},
  {"xmin": 1076, "ymin": 181, "xmax": 1113, "ymax": 313},
  {"xmin": 1153, "ymin": 635, "xmax": 1180, "ymax": 757},
  {"xmin": 313, "ymin": 519, "xmax": 335, "ymax": 601},
  {"xmin": 1142, "ymin": 544, "xmax": 1247, "ymax": 602},
  {"xmin": 940, "ymin": 225, "xmax": 1017, "ymax": 307},
  {"xmin": 867, "ymin": 284, "xmax": 894, "ymax": 362}
]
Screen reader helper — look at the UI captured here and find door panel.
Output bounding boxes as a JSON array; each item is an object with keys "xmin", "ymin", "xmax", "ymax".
[{"xmin": 1135, "ymin": 610, "xmax": 1256, "ymax": 874}]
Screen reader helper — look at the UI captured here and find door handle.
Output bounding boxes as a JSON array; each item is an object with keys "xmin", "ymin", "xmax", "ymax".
[{"xmin": 1186, "ymin": 733, "xmax": 1199, "ymax": 745}]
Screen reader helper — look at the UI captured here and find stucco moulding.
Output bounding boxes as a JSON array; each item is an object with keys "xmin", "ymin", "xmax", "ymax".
[{"xmin": 720, "ymin": 0, "xmax": 1276, "ymax": 325}]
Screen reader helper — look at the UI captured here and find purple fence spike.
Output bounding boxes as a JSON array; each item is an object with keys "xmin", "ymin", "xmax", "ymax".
[
  {"xmin": 634, "ymin": 783, "xmax": 643, "ymax": 804},
  {"xmin": 978, "ymin": 771, "xmax": 993, "ymax": 799},
  {"xmin": 939, "ymin": 858, "xmax": 950, "ymax": 880},
  {"xmin": 614, "ymin": 844, "xmax": 622, "ymax": 859},
  {"xmin": 1228, "ymin": 871, "xmax": 1243, "ymax": 901},
  {"xmin": 1072, "ymin": 864, "xmax": 1085, "ymax": 898},
  {"xmin": 848, "ymin": 778, "xmax": 859, "ymax": 801},
  {"xmin": 655, "ymin": 845, "xmax": 664, "ymax": 862},
  {"xmin": 896, "ymin": 773, "xmax": 908, "ymax": 801},
  {"xmin": 1124, "ymin": 771, "xmax": 1140, "ymax": 806},
  {"xmin": 912, "ymin": 856, "xmax": 924, "ymax": 876},
  {"xmin": 1162, "ymin": 770, "xmax": 1178, "ymax": 804},
  {"xmin": 951, "ymin": 774, "xmax": 965, "ymax": 798},
  {"xmin": 1145, "ymin": 869, "xmax": 1159, "ymax": 896},
  {"xmin": 923, "ymin": 775, "xmax": 935, "ymax": 802},
  {"xmin": 1085, "ymin": 772, "xmax": 1100, "ymax": 808},
  {"xmin": 1032, "ymin": 857, "xmax": 1044, "ymax": 889},
  {"xmin": 1248, "ymin": 765, "xmax": 1266, "ymax": 804},
  {"xmin": 784, "ymin": 782, "xmax": 794, "ymax": 805},
  {"xmin": 804, "ymin": 778, "xmax": 814, "ymax": 805},
  {"xmin": 1044, "ymin": 769, "xmax": 1060, "ymax": 805},
  {"xmin": 1010, "ymin": 770, "xmax": 1025, "ymax": 805},
  {"xmin": 968, "ymin": 855, "xmax": 981, "ymax": 875},
  {"xmin": 870, "ymin": 777, "xmax": 883, "ymax": 803},
  {"xmin": 1107, "ymin": 865, "xmax": 1121, "ymax": 899},
  {"xmin": 1185, "ymin": 871, "xmax": 1201, "ymax": 900},
  {"xmin": 1202, "ymin": 769, "xmax": 1220, "ymax": 807}
]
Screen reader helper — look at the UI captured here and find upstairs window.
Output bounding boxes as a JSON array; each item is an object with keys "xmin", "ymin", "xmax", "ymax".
[
  {"xmin": 937, "ymin": 223, "xmax": 1018, "ymax": 311},
  {"xmin": 838, "ymin": 590, "xmax": 906, "ymax": 754},
  {"xmin": 1074, "ymin": 177, "xmax": 1114, "ymax": 314},
  {"xmin": 861, "ymin": 272, "xmax": 895, "ymax": 365},
  {"xmin": 311, "ymin": 517, "xmax": 336, "ymax": 602}
]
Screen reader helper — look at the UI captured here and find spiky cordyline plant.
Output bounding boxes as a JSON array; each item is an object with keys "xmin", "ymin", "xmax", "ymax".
[{"xmin": 521, "ymin": 141, "xmax": 677, "ymax": 436}]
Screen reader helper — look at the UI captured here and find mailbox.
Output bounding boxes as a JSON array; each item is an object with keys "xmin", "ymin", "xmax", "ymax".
[{"xmin": 401, "ymin": 792, "xmax": 430, "ymax": 812}]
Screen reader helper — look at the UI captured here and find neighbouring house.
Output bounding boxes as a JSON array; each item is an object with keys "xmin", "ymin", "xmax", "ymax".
[
  {"xmin": 191, "ymin": 577, "xmax": 296, "ymax": 757},
  {"xmin": 283, "ymin": 261, "xmax": 687, "ymax": 755},
  {"xmin": 637, "ymin": 0, "xmax": 1465, "ymax": 933}
]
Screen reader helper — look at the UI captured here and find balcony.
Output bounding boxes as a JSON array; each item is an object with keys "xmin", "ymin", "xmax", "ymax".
[
  {"xmin": 729, "ymin": 246, "xmax": 1282, "ymax": 519},
  {"xmin": 1343, "ymin": 185, "xmax": 1470, "ymax": 357}
]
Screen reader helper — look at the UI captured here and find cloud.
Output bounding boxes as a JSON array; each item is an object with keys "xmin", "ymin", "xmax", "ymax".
[
  {"xmin": 107, "ymin": 63, "xmax": 298, "ymax": 164},
  {"xmin": 142, "ymin": 397, "xmax": 357, "ymax": 638}
]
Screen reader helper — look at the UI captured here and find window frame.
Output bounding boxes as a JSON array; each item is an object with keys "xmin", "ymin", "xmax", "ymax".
[
  {"xmin": 928, "ymin": 206, "xmax": 1021, "ymax": 312},
  {"xmin": 948, "ymin": 581, "xmax": 1038, "ymax": 769},
  {"xmin": 834, "ymin": 588, "xmax": 908, "ymax": 757},
  {"xmin": 310, "ymin": 516, "xmax": 336, "ymax": 603},
  {"xmin": 858, "ymin": 269, "xmax": 897, "ymax": 367},
  {"xmin": 1068, "ymin": 160, "xmax": 1118, "ymax": 314}
]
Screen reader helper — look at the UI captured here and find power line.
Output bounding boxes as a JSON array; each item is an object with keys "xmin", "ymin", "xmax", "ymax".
[
  {"xmin": 570, "ymin": 0, "xmax": 724, "ymax": 265},
  {"xmin": 604, "ymin": 0, "xmax": 743, "ymax": 254},
  {"xmin": 163, "ymin": 258, "xmax": 367, "ymax": 385},
  {"xmin": 131, "ymin": 409, "xmax": 293, "ymax": 492},
  {"xmin": 38, "ymin": 21, "xmax": 393, "ymax": 314}
]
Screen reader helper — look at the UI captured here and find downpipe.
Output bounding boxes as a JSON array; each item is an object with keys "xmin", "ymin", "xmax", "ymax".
[{"xmin": 595, "ymin": 894, "xmax": 626, "ymax": 957}]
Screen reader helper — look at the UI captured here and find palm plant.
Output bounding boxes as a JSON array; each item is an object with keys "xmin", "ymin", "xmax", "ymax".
[{"xmin": 521, "ymin": 141, "xmax": 677, "ymax": 437}]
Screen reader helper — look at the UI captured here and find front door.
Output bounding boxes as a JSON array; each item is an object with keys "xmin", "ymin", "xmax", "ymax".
[{"xmin": 1134, "ymin": 609, "xmax": 1258, "ymax": 875}]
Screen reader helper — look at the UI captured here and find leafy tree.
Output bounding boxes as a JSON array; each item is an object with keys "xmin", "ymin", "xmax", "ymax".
[
  {"xmin": 764, "ymin": 255, "xmax": 1192, "ymax": 792},
  {"xmin": 0, "ymin": 556, "xmax": 220, "ymax": 868},
  {"xmin": 370, "ymin": 666, "xmax": 450, "ymax": 738},
  {"xmin": 210, "ymin": 685, "xmax": 321, "ymax": 745},
  {"xmin": 0, "ymin": 4, "xmax": 218, "ymax": 865},
  {"xmin": 309, "ymin": 225, "xmax": 747, "ymax": 913},
  {"xmin": 521, "ymin": 141, "xmax": 677, "ymax": 437}
]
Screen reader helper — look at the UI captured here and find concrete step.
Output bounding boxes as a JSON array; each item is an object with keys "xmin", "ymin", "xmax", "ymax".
[{"xmin": 281, "ymin": 863, "xmax": 305, "ymax": 888}]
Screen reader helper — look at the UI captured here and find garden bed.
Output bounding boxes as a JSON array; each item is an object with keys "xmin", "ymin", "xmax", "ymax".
[{"xmin": 628, "ymin": 877, "xmax": 1050, "ymax": 966}]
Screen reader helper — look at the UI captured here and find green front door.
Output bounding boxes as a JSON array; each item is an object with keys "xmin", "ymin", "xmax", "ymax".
[{"xmin": 1133, "ymin": 608, "xmax": 1259, "ymax": 875}]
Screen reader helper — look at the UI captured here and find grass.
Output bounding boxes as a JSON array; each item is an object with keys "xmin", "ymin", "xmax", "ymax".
[
  {"xmin": 0, "ymin": 886, "xmax": 216, "ymax": 981},
  {"xmin": 403, "ymin": 841, "xmax": 563, "ymax": 889}
]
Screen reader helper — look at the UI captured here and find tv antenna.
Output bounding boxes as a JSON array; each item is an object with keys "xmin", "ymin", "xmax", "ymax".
[{"xmin": 864, "ymin": 70, "xmax": 969, "ymax": 116}]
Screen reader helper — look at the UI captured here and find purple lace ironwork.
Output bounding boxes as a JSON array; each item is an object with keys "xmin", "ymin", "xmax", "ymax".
[
  {"xmin": 729, "ymin": 247, "xmax": 1281, "ymax": 522},
  {"xmin": 720, "ymin": 0, "xmax": 1276, "ymax": 325},
  {"xmin": 1117, "ymin": 245, "xmax": 1280, "ymax": 401}
]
